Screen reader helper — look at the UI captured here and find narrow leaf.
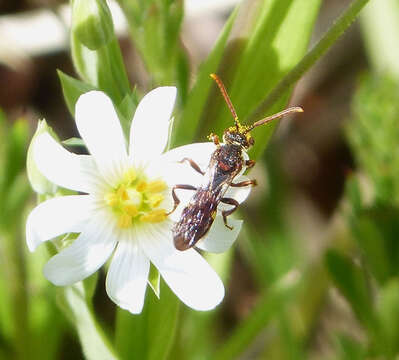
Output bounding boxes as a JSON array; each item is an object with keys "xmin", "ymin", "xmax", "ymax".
[
  {"xmin": 57, "ymin": 284, "xmax": 117, "ymax": 360},
  {"xmin": 115, "ymin": 280, "xmax": 179, "ymax": 360},
  {"xmin": 172, "ymin": 7, "xmax": 239, "ymax": 147},
  {"xmin": 198, "ymin": 0, "xmax": 321, "ymax": 160},
  {"xmin": 325, "ymin": 249, "xmax": 374, "ymax": 329},
  {"xmin": 58, "ymin": 70, "xmax": 96, "ymax": 116}
]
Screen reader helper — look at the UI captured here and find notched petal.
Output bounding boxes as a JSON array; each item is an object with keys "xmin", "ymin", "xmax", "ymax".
[{"xmin": 130, "ymin": 87, "xmax": 177, "ymax": 165}]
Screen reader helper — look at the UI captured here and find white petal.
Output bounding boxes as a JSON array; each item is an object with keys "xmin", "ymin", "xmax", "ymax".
[
  {"xmin": 148, "ymin": 161, "xmax": 204, "ymax": 189},
  {"xmin": 141, "ymin": 223, "xmax": 224, "ymax": 311},
  {"xmin": 106, "ymin": 236, "xmax": 149, "ymax": 314},
  {"xmin": 75, "ymin": 91, "xmax": 128, "ymax": 186},
  {"xmin": 218, "ymin": 175, "xmax": 252, "ymax": 211},
  {"xmin": 43, "ymin": 213, "xmax": 117, "ymax": 285},
  {"xmin": 34, "ymin": 133, "xmax": 100, "ymax": 193},
  {"xmin": 159, "ymin": 142, "xmax": 216, "ymax": 170},
  {"xmin": 196, "ymin": 215, "xmax": 242, "ymax": 253},
  {"xmin": 130, "ymin": 87, "xmax": 177, "ymax": 165},
  {"xmin": 146, "ymin": 142, "xmax": 216, "ymax": 189},
  {"xmin": 26, "ymin": 195, "xmax": 93, "ymax": 252}
]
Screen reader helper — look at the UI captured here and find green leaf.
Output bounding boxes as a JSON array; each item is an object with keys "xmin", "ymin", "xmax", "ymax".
[
  {"xmin": 117, "ymin": 0, "xmax": 187, "ymax": 87},
  {"xmin": 27, "ymin": 246, "xmax": 65, "ymax": 360},
  {"xmin": 115, "ymin": 280, "xmax": 179, "ymax": 360},
  {"xmin": 171, "ymin": 7, "xmax": 239, "ymax": 147},
  {"xmin": 214, "ymin": 278, "xmax": 298, "ymax": 360},
  {"xmin": 118, "ymin": 91, "xmax": 138, "ymax": 124},
  {"xmin": 57, "ymin": 283, "xmax": 117, "ymax": 360},
  {"xmin": 1, "ymin": 173, "xmax": 31, "ymax": 229},
  {"xmin": 115, "ymin": 90, "xmax": 139, "ymax": 136},
  {"xmin": 57, "ymin": 70, "xmax": 96, "ymax": 116},
  {"xmin": 345, "ymin": 175, "xmax": 363, "ymax": 215},
  {"xmin": 360, "ymin": 0, "xmax": 399, "ymax": 79},
  {"xmin": 0, "ymin": 118, "xmax": 29, "ymax": 196},
  {"xmin": 251, "ymin": 0, "xmax": 371, "ymax": 126},
  {"xmin": 62, "ymin": 137, "xmax": 86, "ymax": 147},
  {"xmin": 375, "ymin": 279, "xmax": 399, "ymax": 356},
  {"xmin": 335, "ymin": 334, "xmax": 366, "ymax": 360},
  {"xmin": 197, "ymin": 0, "xmax": 322, "ymax": 160},
  {"xmin": 347, "ymin": 74, "xmax": 399, "ymax": 204},
  {"xmin": 351, "ymin": 205, "xmax": 399, "ymax": 285},
  {"xmin": 325, "ymin": 249, "xmax": 374, "ymax": 329}
]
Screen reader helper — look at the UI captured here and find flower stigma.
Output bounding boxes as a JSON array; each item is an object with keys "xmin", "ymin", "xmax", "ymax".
[{"xmin": 104, "ymin": 168, "xmax": 168, "ymax": 228}]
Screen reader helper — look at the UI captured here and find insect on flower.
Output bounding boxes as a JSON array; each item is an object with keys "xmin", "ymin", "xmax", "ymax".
[{"xmin": 169, "ymin": 74, "xmax": 303, "ymax": 251}]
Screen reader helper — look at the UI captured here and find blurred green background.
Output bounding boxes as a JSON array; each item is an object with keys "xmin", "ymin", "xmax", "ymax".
[{"xmin": 1, "ymin": 0, "xmax": 399, "ymax": 359}]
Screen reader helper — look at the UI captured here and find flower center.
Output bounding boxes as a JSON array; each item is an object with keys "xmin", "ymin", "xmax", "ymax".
[{"xmin": 104, "ymin": 168, "xmax": 168, "ymax": 228}]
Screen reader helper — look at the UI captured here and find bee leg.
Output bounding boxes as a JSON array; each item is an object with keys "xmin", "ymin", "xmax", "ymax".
[
  {"xmin": 245, "ymin": 159, "xmax": 256, "ymax": 169},
  {"xmin": 178, "ymin": 157, "xmax": 205, "ymax": 175},
  {"xmin": 230, "ymin": 179, "xmax": 257, "ymax": 187},
  {"xmin": 167, "ymin": 184, "xmax": 197, "ymax": 215},
  {"xmin": 220, "ymin": 197, "xmax": 239, "ymax": 230}
]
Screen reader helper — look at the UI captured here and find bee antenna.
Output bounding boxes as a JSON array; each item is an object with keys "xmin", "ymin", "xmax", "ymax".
[
  {"xmin": 245, "ymin": 106, "xmax": 304, "ymax": 133},
  {"xmin": 210, "ymin": 73, "xmax": 240, "ymax": 128}
]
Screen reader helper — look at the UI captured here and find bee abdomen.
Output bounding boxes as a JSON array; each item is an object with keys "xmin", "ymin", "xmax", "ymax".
[{"xmin": 173, "ymin": 203, "xmax": 216, "ymax": 251}]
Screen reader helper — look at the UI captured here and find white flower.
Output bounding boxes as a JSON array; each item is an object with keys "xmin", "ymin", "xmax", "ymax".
[{"xmin": 26, "ymin": 88, "xmax": 251, "ymax": 313}]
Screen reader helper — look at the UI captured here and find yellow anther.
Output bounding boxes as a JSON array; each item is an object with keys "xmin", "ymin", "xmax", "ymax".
[
  {"xmin": 104, "ymin": 193, "xmax": 118, "ymax": 206},
  {"xmin": 118, "ymin": 213, "xmax": 132, "ymax": 228},
  {"xmin": 123, "ymin": 204, "xmax": 139, "ymax": 217},
  {"xmin": 148, "ymin": 194, "xmax": 164, "ymax": 208},
  {"xmin": 116, "ymin": 185, "xmax": 128, "ymax": 200},
  {"xmin": 107, "ymin": 168, "xmax": 169, "ymax": 228},
  {"xmin": 140, "ymin": 209, "xmax": 167, "ymax": 223},
  {"xmin": 124, "ymin": 169, "xmax": 137, "ymax": 184},
  {"xmin": 146, "ymin": 180, "xmax": 167, "ymax": 193},
  {"xmin": 136, "ymin": 181, "xmax": 147, "ymax": 192}
]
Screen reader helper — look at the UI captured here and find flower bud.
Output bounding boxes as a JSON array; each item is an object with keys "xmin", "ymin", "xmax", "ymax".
[
  {"xmin": 71, "ymin": 0, "xmax": 114, "ymax": 50},
  {"xmin": 27, "ymin": 120, "xmax": 58, "ymax": 195}
]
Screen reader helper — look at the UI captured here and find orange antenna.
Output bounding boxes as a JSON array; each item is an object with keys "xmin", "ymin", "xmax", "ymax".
[
  {"xmin": 210, "ymin": 73, "xmax": 239, "ymax": 128},
  {"xmin": 244, "ymin": 107, "xmax": 303, "ymax": 133}
]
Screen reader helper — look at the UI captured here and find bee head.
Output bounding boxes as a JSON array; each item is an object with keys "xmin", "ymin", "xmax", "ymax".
[
  {"xmin": 210, "ymin": 73, "xmax": 303, "ymax": 150},
  {"xmin": 223, "ymin": 124, "xmax": 254, "ymax": 149}
]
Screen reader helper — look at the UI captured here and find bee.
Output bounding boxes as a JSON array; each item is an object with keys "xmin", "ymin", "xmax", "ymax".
[{"xmin": 169, "ymin": 74, "xmax": 303, "ymax": 251}]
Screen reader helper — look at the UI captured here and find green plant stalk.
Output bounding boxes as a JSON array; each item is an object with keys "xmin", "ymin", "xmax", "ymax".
[{"xmin": 248, "ymin": 0, "xmax": 371, "ymax": 123}]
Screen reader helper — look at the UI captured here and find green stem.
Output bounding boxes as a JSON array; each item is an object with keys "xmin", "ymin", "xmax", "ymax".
[{"xmin": 248, "ymin": 0, "xmax": 370, "ymax": 122}]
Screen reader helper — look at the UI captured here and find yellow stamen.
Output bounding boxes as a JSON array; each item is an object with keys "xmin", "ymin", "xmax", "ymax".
[
  {"xmin": 107, "ymin": 169, "xmax": 169, "ymax": 229},
  {"xmin": 136, "ymin": 181, "xmax": 147, "ymax": 192},
  {"xmin": 148, "ymin": 194, "xmax": 164, "ymax": 208},
  {"xmin": 123, "ymin": 204, "xmax": 139, "ymax": 217},
  {"xmin": 140, "ymin": 209, "xmax": 167, "ymax": 223},
  {"xmin": 118, "ymin": 213, "xmax": 132, "ymax": 228},
  {"xmin": 116, "ymin": 185, "xmax": 128, "ymax": 200},
  {"xmin": 146, "ymin": 180, "xmax": 167, "ymax": 193},
  {"xmin": 124, "ymin": 169, "xmax": 137, "ymax": 184},
  {"xmin": 104, "ymin": 193, "xmax": 118, "ymax": 206}
]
